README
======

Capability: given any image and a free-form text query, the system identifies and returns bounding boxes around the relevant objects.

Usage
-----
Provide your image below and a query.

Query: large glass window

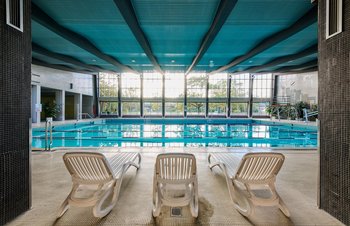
[187,102,205,116]
[99,72,118,97]
[165,102,184,116]
[100,102,118,115]
[252,102,270,116]
[144,102,162,115]
[231,73,250,98]
[143,72,162,98]
[122,102,140,115]
[121,73,141,98]
[208,103,226,115]
[187,73,206,116]
[208,73,227,98]
[165,73,184,98]
[187,73,206,98]
[253,74,272,98]
[231,103,248,116]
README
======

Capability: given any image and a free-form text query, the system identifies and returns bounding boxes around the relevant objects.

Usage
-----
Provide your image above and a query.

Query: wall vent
[6,0,23,32]
[326,0,342,39]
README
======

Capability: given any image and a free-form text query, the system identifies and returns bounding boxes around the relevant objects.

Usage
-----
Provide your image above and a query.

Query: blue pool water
[32,119,317,149]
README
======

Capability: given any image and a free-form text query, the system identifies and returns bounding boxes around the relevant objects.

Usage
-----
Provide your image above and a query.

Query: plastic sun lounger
[208,152,290,217]
[152,153,199,218]
[57,152,141,218]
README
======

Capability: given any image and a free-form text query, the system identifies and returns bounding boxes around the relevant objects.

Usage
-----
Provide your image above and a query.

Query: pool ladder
[45,117,53,151]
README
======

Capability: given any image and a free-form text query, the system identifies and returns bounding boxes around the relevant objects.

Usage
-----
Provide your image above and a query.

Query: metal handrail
[78,113,93,120]
[303,108,318,122]
[45,117,53,151]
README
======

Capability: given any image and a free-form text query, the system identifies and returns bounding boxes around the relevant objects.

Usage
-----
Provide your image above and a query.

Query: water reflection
[32,122,317,148]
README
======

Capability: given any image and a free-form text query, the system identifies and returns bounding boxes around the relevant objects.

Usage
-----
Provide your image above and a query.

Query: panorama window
[231,73,250,98]
[121,73,141,98]
[165,102,184,116]
[144,102,162,116]
[231,103,248,116]
[143,72,162,98]
[187,73,207,98]
[165,73,184,98]
[99,72,118,98]
[253,74,272,99]
[122,102,140,116]
[208,73,227,98]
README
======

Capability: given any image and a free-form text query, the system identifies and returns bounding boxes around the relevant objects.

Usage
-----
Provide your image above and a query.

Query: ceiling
[31,0,318,75]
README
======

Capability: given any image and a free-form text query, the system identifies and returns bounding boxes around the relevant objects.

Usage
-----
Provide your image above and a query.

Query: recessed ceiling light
[248,60,253,63]
[209,60,214,67]
[92,59,96,62]
[131,59,136,63]
[171,60,175,63]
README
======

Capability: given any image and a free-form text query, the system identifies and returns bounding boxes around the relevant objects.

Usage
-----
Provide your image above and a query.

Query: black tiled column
[318,1,350,225]
[0,0,31,224]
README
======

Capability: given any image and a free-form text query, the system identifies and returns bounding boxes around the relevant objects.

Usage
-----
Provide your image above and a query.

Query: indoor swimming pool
[32,119,317,149]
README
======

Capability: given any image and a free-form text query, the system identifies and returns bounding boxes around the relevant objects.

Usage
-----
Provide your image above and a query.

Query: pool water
[32,119,317,149]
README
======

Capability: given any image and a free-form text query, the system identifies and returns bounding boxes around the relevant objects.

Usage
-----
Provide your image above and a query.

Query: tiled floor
[7,148,343,226]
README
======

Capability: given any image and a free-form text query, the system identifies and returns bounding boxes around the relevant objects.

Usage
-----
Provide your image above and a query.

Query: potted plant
[294,101,311,120]
[42,101,60,120]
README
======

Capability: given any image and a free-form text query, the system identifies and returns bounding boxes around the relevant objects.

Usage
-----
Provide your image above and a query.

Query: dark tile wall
[318,1,350,225]
[0,0,31,225]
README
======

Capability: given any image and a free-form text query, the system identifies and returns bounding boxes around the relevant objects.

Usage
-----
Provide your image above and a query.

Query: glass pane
[99,72,118,97]
[99,102,118,115]
[122,102,140,115]
[230,103,247,116]
[253,73,272,98]
[208,73,227,98]
[208,103,226,115]
[231,73,250,98]
[144,102,162,115]
[252,102,269,116]
[143,72,162,98]
[187,73,206,98]
[165,102,184,115]
[187,102,205,115]
[121,73,141,98]
[165,73,184,98]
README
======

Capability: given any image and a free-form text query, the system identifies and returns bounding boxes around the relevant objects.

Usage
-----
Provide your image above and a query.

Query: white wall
[276,71,318,104]
[31,64,94,96]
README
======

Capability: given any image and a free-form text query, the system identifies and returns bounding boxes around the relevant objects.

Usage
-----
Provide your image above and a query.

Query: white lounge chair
[152,153,199,218]
[208,152,290,217]
[57,152,141,218]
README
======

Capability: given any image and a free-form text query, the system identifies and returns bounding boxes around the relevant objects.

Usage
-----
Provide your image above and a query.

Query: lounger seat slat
[153,153,198,218]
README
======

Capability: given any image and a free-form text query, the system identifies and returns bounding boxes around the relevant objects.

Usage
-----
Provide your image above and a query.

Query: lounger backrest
[235,153,284,184]
[63,152,113,183]
[155,153,196,183]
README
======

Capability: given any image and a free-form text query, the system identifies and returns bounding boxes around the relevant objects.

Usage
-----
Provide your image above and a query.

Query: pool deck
[7,147,343,226]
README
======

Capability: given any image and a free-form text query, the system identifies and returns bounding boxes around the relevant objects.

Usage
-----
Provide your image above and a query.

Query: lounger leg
[56,197,69,218]
[56,184,79,218]
[269,183,290,217]
[278,198,290,217]
[93,182,118,218]
[189,181,199,218]
[152,184,162,217]
[232,184,254,217]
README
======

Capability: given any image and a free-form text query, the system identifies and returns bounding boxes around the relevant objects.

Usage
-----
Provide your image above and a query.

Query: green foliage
[43,101,60,118]
[266,104,297,119]
[294,101,311,118]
